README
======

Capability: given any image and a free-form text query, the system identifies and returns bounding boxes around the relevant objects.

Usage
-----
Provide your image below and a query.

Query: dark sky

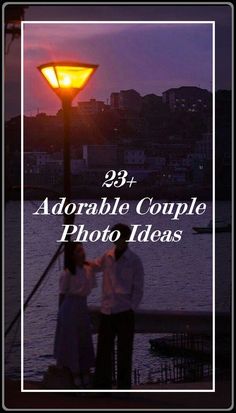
[4,4,232,119]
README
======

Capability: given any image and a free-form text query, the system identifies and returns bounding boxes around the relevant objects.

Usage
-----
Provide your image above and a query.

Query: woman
[54,242,96,388]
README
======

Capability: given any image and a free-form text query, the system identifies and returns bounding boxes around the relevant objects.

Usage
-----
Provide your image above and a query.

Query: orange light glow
[55,66,95,89]
[38,62,98,90]
[41,67,59,88]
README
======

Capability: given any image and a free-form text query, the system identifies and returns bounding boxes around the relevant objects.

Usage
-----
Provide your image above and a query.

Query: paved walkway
[3,379,232,410]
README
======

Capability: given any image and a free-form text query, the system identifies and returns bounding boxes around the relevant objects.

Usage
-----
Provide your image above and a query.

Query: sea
[4,200,231,384]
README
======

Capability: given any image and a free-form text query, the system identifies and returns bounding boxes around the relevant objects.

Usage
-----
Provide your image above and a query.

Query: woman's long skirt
[53,295,95,375]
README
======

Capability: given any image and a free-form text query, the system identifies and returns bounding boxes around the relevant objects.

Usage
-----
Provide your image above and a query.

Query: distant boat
[193,220,231,234]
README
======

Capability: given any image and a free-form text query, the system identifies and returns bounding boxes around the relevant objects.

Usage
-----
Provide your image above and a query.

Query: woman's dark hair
[65,242,83,275]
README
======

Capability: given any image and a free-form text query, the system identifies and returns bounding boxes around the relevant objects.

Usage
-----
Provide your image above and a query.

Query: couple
[54,223,144,390]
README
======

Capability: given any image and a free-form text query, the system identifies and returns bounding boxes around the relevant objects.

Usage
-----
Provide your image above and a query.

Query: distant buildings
[7,84,218,194]
[141,94,164,111]
[77,98,109,115]
[119,89,142,112]
[24,151,63,175]
[123,148,145,167]
[162,86,211,112]
[71,159,87,174]
[83,144,118,168]
[110,92,120,109]
[5,84,232,201]
[22,131,213,190]
[25,151,51,174]
[110,89,142,112]
[194,133,212,161]
[147,143,192,159]
[83,145,145,170]
[146,155,166,171]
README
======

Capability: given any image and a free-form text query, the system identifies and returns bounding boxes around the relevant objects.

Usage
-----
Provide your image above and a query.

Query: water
[5,200,231,382]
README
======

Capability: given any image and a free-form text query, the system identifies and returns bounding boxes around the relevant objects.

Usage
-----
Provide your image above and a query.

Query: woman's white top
[59,265,96,297]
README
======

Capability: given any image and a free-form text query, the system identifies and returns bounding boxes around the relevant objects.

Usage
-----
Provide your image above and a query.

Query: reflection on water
[5,200,231,381]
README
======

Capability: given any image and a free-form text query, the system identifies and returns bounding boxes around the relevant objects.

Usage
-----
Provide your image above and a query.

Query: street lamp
[38,61,98,266]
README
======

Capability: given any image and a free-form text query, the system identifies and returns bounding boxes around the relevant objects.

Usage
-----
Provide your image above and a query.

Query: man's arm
[131,257,144,311]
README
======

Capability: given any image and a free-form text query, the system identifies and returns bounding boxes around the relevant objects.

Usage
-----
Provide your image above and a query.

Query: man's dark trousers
[93,309,135,389]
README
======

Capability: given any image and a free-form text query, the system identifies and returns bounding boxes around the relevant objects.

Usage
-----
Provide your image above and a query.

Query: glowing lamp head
[38,61,98,102]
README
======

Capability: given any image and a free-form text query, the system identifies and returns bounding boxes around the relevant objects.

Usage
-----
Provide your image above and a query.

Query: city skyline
[21,84,211,118]
[4,4,232,120]
[23,22,212,116]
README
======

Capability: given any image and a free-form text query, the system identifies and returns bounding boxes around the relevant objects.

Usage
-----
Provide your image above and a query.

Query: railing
[89,307,230,385]
[89,306,230,335]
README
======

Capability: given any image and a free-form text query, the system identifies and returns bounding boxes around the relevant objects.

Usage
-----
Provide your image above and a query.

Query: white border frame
[21,20,215,393]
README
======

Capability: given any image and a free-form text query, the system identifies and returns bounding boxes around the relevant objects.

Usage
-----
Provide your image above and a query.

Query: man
[93,223,144,390]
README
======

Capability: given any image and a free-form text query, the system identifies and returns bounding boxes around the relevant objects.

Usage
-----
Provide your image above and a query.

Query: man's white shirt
[92,247,144,314]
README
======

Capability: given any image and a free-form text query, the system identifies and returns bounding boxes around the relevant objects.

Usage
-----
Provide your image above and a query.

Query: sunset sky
[4,4,232,119]
[23,22,213,115]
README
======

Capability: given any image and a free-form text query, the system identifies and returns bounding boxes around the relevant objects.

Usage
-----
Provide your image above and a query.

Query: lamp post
[38,61,98,266]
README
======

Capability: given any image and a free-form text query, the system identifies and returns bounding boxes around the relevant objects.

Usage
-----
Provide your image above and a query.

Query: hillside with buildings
[5,87,231,200]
